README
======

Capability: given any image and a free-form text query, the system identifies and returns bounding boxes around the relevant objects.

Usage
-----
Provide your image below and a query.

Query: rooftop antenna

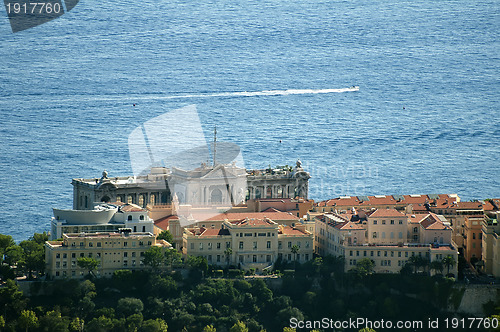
[213,126,217,167]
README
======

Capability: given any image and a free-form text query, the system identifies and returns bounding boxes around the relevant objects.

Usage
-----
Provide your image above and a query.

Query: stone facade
[45,231,171,279]
[72,163,310,210]
[182,218,313,270]
[314,209,459,276]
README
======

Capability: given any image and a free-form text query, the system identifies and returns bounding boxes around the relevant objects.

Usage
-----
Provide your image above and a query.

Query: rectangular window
[89,242,93,247]
[226,242,231,248]
[217,255,220,262]
[267,241,271,249]
[382,220,386,225]
[191,243,194,249]
[399,220,403,225]
[132,252,136,257]
[199,243,203,250]
[239,242,244,249]
[72,253,76,258]
[56,253,60,259]
[124,252,128,257]
[288,242,292,248]
[80,242,84,247]
[208,243,213,250]
[97,242,101,247]
[373,220,377,225]
[390,220,394,225]
[253,241,257,249]
[217,242,221,249]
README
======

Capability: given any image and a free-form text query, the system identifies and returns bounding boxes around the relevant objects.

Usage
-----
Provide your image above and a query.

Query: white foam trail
[131,87,359,101]
[0,87,359,104]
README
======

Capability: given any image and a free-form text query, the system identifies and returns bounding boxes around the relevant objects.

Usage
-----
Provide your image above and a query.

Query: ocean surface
[0,0,498,242]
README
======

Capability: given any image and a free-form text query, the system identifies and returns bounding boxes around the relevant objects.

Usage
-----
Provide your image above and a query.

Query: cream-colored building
[45,230,171,279]
[314,209,458,277]
[481,212,500,277]
[182,218,313,270]
[170,210,300,249]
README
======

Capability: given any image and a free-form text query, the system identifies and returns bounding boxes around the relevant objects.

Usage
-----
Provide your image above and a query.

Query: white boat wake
[130,86,359,101]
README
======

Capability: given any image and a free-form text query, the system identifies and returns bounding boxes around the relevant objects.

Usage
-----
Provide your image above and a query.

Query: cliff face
[453,284,500,316]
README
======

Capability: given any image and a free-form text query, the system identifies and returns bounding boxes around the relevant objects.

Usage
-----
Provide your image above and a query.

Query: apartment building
[182,218,313,270]
[45,230,171,279]
[314,209,458,276]
[481,212,500,277]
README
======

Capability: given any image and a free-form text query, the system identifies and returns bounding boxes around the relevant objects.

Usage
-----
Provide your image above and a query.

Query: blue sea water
[0,0,498,242]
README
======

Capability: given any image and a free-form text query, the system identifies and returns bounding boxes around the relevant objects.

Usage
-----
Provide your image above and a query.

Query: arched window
[139,215,145,221]
[255,188,261,199]
[138,195,144,207]
[127,215,132,221]
[210,189,222,203]
[266,186,272,198]
[277,186,283,197]
[150,194,155,205]
[127,195,133,204]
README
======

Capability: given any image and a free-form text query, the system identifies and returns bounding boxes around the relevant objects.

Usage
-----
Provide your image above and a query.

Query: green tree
[291,245,300,269]
[442,255,456,275]
[19,310,38,332]
[0,315,5,329]
[86,316,114,332]
[19,240,45,279]
[4,244,23,266]
[224,248,233,268]
[140,318,168,332]
[230,320,248,332]
[0,234,15,256]
[354,258,374,278]
[430,260,444,275]
[77,257,99,277]
[38,310,70,332]
[144,246,165,271]
[157,230,173,244]
[203,324,216,332]
[69,317,84,332]
[117,297,144,317]
[164,248,182,271]
[30,232,49,245]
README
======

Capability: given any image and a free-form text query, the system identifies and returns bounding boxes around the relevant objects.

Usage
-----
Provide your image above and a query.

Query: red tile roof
[207,211,298,222]
[368,208,406,218]
[120,203,146,212]
[198,228,230,237]
[154,215,179,231]
[279,225,309,236]
[335,221,365,231]
[420,213,450,230]
[231,218,275,227]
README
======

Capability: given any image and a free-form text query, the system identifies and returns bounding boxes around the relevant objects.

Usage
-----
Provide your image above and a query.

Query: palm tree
[442,255,456,276]
[224,247,233,269]
[408,255,419,273]
[291,245,300,269]
[430,260,444,275]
